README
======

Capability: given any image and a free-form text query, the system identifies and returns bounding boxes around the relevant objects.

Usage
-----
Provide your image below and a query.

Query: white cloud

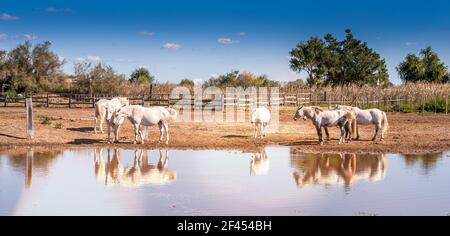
[0,34,8,40]
[217,38,240,45]
[58,56,65,62]
[139,31,155,37]
[0,13,20,21]
[405,42,418,46]
[162,43,181,50]
[76,55,102,62]
[24,34,38,41]
[238,32,247,36]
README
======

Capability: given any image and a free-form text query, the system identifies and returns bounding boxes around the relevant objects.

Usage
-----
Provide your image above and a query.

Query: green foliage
[204,70,278,88]
[130,67,154,84]
[179,78,195,86]
[397,47,449,83]
[1,41,66,93]
[289,29,389,87]
[73,62,126,95]
[39,115,56,125]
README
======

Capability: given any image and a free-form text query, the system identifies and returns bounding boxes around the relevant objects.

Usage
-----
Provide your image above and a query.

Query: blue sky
[1,0,450,84]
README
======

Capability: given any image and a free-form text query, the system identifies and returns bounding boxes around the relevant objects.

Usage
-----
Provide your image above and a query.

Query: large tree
[2,41,65,93]
[290,29,390,86]
[129,67,154,84]
[289,37,328,86]
[74,62,126,95]
[397,47,449,83]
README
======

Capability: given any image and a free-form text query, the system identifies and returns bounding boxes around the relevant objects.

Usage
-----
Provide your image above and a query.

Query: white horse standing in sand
[293,106,356,145]
[335,105,389,141]
[112,105,178,144]
[250,107,271,138]
[94,97,129,142]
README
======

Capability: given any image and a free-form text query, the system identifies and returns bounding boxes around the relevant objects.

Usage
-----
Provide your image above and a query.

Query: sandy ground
[0,107,449,153]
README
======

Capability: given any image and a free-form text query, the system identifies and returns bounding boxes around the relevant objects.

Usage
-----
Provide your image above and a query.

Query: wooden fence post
[92,95,95,108]
[46,93,49,107]
[4,94,7,107]
[69,95,72,108]
[26,97,34,139]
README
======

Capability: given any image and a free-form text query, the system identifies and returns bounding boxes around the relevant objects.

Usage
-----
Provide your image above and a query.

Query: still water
[0,147,449,216]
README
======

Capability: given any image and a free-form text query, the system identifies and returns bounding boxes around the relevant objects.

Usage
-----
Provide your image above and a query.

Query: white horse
[293,106,356,145]
[94,97,129,142]
[112,105,178,144]
[335,105,389,141]
[250,107,271,138]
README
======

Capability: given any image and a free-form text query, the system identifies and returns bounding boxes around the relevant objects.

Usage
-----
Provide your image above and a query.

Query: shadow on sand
[68,138,104,144]
[67,127,95,133]
[0,132,27,140]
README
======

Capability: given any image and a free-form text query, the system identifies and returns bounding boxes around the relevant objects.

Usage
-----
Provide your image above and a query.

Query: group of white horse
[93,97,388,145]
[94,97,177,144]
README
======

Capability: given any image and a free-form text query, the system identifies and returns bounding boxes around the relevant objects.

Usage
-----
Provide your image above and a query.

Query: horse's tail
[344,111,357,137]
[167,107,178,121]
[381,111,389,135]
[351,117,357,138]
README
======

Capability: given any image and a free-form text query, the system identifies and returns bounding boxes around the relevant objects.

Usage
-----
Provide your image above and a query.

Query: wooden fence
[1,92,448,113]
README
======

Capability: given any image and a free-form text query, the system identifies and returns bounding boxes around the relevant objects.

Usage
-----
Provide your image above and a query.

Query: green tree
[204,70,239,87]
[236,71,256,88]
[74,62,126,95]
[130,67,154,84]
[290,30,389,87]
[289,37,328,86]
[397,47,449,83]
[2,41,66,94]
[180,78,194,86]
[397,54,423,82]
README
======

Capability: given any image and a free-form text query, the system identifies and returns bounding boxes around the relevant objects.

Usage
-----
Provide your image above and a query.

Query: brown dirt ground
[0,107,449,154]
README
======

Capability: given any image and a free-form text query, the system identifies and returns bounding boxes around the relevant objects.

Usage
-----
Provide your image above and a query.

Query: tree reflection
[401,153,443,175]
[0,148,62,188]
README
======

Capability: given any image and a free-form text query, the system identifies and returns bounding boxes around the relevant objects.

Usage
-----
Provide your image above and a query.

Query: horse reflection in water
[290,149,387,189]
[94,148,177,187]
[250,149,270,176]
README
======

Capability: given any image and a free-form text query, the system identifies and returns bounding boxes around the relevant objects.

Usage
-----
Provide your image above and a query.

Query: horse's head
[111,107,126,127]
[293,105,307,121]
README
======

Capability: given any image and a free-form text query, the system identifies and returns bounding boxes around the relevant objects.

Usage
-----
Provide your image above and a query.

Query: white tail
[381,112,389,135]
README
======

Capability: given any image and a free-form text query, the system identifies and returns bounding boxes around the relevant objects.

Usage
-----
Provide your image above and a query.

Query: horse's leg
[259,123,264,139]
[138,126,145,144]
[355,123,360,140]
[324,127,330,142]
[372,125,380,141]
[94,117,97,133]
[163,121,170,144]
[114,124,120,143]
[315,126,323,145]
[338,125,346,144]
[133,123,140,144]
[158,121,164,144]
[107,122,111,143]
[263,122,267,137]
[99,117,104,134]
[380,121,385,141]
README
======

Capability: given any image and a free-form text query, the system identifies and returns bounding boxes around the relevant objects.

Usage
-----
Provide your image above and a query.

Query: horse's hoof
[133,141,137,144]
[318,142,323,145]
